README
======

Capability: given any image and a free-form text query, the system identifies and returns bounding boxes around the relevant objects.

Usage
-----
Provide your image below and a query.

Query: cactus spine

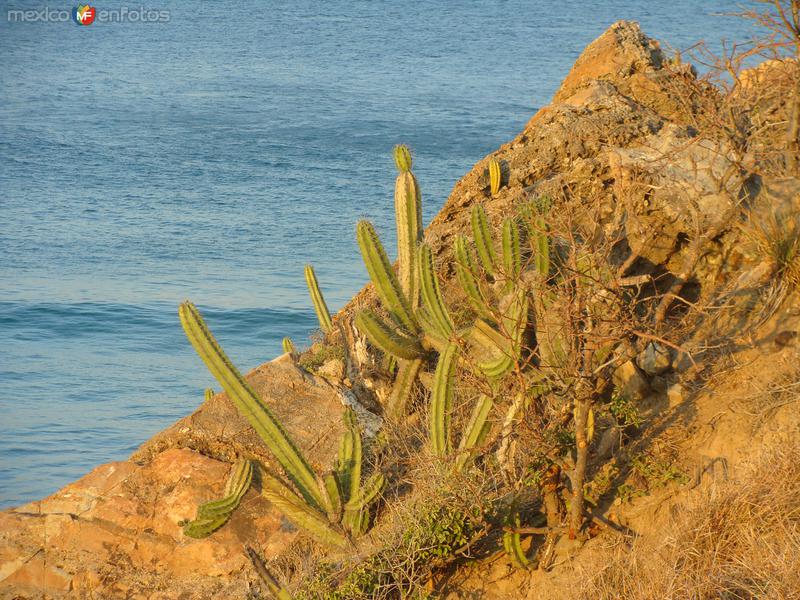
[304,265,333,334]
[394,145,423,311]
[179,301,323,509]
[430,343,459,456]
[489,158,502,197]
[183,459,253,538]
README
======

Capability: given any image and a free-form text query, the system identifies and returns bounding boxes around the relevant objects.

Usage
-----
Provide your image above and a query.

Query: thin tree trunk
[569,397,590,537]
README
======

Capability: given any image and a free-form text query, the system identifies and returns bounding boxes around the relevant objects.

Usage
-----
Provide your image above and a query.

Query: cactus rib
[304,265,333,333]
[179,301,323,509]
[354,310,425,360]
[356,220,419,333]
[430,343,460,456]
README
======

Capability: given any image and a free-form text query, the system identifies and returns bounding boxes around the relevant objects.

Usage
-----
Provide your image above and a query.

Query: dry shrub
[573,440,800,599]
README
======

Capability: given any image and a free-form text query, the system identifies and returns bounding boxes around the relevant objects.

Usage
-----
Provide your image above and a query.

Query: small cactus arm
[178,301,323,510]
[430,342,460,456]
[337,408,362,504]
[393,144,423,310]
[354,310,425,360]
[471,204,497,276]
[489,158,502,197]
[259,466,349,548]
[503,513,531,570]
[356,220,419,334]
[282,337,296,356]
[245,546,294,600]
[204,388,214,403]
[454,394,494,472]
[317,470,343,523]
[183,458,253,538]
[304,265,333,334]
[417,243,454,341]
[343,471,385,537]
[386,358,422,419]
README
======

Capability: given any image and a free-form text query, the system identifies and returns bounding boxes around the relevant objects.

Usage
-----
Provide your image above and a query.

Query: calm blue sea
[0,1,758,507]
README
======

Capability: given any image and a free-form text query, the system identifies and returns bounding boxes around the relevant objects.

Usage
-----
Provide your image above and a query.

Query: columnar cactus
[183,458,253,538]
[204,388,214,403]
[394,144,423,310]
[502,512,531,570]
[179,303,384,546]
[304,264,333,334]
[282,336,296,356]
[489,158,502,197]
[471,204,497,277]
[430,343,459,456]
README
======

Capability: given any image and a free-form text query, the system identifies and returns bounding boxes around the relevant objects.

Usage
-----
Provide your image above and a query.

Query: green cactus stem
[454,235,492,319]
[471,204,497,276]
[343,471,385,537]
[501,218,521,283]
[454,394,493,472]
[387,358,422,419]
[489,158,502,197]
[533,216,550,277]
[260,466,349,549]
[183,459,253,538]
[204,388,214,403]
[418,243,454,341]
[179,301,323,510]
[356,220,419,334]
[337,408,362,504]
[394,144,423,310]
[503,513,531,570]
[393,144,412,173]
[430,343,460,456]
[317,470,343,523]
[304,265,333,334]
[282,337,296,356]
[354,310,425,360]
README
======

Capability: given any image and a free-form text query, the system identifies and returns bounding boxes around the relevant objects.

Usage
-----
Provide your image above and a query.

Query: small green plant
[608,392,642,428]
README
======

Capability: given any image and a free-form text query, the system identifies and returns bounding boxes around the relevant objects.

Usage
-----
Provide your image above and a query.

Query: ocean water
[0,1,758,508]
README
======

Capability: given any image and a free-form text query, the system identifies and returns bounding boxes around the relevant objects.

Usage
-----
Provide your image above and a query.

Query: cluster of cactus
[502,511,531,570]
[352,145,538,465]
[179,301,383,547]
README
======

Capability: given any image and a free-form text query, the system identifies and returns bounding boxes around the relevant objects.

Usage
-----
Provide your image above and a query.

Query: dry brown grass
[571,439,800,600]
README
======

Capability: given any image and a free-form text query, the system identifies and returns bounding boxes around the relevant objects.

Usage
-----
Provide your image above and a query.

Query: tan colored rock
[613,360,650,402]
[1,354,379,599]
[317,357,345,382]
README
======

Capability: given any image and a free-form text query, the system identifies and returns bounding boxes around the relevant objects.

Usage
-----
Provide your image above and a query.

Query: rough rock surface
[2,19,797,599]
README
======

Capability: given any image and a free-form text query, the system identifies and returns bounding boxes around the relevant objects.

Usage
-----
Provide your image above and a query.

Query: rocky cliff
[2,20,798,600]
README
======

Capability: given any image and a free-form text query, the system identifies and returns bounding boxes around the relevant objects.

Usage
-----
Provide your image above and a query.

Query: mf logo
[73,5,96,25]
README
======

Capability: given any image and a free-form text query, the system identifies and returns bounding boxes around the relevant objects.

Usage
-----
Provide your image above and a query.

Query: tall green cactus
[454,234,492,319]
[179,301,324,509]
[304,265,333,334]
[394,144,423,311]
[354,310,425,360]
[502,218,521,283]
[183,458,253,538]
[489,158,502,197]
[282,336,296,356]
